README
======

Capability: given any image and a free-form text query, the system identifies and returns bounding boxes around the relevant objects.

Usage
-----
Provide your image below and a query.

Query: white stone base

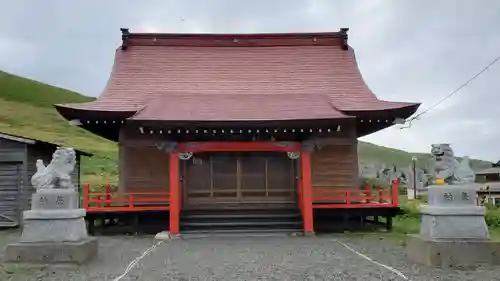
[420,205,489,241]
[20,209,89,243]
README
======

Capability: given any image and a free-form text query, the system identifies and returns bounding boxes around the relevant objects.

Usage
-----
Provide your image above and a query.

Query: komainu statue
[430,143,475,184]
[31,147,76,190]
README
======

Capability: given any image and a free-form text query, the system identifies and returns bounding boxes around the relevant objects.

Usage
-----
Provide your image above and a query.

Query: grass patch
[0,70,93,107]
[0,73,117,186]
[0,228,18,249]
[392,197,500,242]
[0,98,118,186]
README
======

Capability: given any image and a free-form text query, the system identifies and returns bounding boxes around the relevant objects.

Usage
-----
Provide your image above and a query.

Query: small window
[494,198,500,205]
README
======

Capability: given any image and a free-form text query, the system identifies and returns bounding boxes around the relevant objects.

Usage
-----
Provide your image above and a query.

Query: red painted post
[300,151,314,235]
[346,191,351,205]
[365,183,371,203]
[169,152,181,235]
[129,194,134,209]
[392,179,399,206]
[106,184,111,207]
[83,183,89,210]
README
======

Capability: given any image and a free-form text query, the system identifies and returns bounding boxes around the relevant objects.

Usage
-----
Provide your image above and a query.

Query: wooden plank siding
[0,138,25,162]
[0,162,23,226]
[310,141,359,189]
[310,122,359,191]
[119,126,170,194]
[0,138,25,227]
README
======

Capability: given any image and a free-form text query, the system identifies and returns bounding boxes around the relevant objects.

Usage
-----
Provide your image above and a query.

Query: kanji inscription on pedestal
[443,192,453,201]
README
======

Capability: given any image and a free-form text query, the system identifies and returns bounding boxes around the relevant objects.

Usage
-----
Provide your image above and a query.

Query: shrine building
[55,28,420,235]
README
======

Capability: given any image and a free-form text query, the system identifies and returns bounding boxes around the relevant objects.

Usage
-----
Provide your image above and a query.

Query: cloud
[0,0,499,161]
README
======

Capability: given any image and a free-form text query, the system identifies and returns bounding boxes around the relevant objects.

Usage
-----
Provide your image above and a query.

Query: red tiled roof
[57,31,419,121]
[130,94,349,121]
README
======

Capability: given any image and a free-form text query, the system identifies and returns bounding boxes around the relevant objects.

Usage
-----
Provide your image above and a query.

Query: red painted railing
[312,180,399,209]
[83,184,170,212]
[82,179,399,212]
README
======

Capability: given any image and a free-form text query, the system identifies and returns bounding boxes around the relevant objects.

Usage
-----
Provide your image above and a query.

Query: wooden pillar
[169,152,180,235]
[83,183,90,210]
[386,215,393,231]
[391,179,399,207]
[301,151,314,234]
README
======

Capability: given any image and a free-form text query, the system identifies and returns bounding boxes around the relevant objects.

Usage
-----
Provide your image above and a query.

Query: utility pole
[412,156,417,199]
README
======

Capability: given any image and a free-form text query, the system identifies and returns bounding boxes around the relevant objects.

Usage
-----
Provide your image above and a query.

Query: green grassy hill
[0,71,117,186]
[358,142,491,171]
[0,70,492,187]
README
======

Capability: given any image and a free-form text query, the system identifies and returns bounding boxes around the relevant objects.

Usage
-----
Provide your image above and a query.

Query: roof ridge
[119,28,349,49]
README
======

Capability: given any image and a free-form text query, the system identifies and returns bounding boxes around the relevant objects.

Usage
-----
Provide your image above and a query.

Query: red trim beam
[178,141,301,153]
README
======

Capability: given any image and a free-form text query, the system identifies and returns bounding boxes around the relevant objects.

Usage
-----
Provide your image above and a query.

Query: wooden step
[181,220,302,227]
[180,212,300,220]
[181,228,303,237]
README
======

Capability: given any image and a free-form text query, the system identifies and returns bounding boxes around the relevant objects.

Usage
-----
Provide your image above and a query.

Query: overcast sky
[1,0,499,162]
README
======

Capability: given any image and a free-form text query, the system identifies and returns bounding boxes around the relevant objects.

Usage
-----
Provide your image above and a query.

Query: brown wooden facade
[117,123,359,201]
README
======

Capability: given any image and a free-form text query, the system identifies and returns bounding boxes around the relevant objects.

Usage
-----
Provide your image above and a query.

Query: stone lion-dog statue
[31,147,76,190]
[430,143,475,185]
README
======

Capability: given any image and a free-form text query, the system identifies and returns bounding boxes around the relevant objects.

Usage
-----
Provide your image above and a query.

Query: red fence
[82,180,398,212]
[312,180,399,209]
[83,184,170,212]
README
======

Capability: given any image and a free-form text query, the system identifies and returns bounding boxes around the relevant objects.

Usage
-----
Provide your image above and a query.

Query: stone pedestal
[406,234,500,269]
[19,209,89,243]
[420,185,489,240]
[3,189,97,265]
[406,184,500,268]
[31,189,79,210]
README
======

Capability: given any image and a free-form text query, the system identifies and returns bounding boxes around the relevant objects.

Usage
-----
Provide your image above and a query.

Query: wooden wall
[310,123,359,190]
[117,122,360,194]
[0,138,25,227]
[119,126,170,193]
[311,141,359,189]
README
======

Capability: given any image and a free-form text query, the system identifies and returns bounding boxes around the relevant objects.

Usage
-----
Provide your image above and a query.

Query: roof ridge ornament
[340,28,349,50]
[120,28,130,50]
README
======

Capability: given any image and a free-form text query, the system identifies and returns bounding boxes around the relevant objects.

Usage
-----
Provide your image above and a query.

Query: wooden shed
[0,132,91,227]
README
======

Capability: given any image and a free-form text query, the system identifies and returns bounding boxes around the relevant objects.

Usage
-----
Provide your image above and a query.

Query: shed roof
[477,167,500,175]
[0,132,92,157]
[55,29,420,123]
[478,182,500,192]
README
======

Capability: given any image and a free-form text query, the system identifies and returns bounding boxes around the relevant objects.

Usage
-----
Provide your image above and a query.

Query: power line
[403,54,500,128]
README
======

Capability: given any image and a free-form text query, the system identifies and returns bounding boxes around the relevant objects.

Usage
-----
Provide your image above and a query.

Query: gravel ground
[1,231,500,280]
